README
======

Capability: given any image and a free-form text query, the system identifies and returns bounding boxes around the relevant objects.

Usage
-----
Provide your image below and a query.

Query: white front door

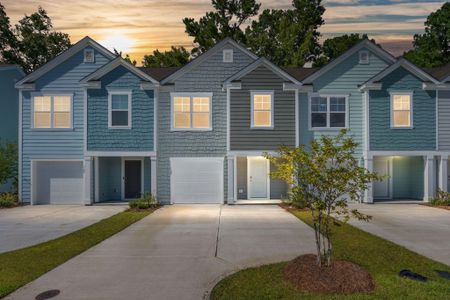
[248,157,269,199]
[373,157,391,199]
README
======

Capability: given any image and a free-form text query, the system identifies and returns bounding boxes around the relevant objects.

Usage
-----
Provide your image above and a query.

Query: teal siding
[299,47,390,156]
[369,67,436,150]
[392,156,423,199]
[87,66,154,151]
[21,47,112,202]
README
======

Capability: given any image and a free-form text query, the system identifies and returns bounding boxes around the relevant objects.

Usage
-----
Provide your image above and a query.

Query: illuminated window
[391,93,412,128]
[251,91,273,128]
[171,93,212,130]
[33,95,71,129]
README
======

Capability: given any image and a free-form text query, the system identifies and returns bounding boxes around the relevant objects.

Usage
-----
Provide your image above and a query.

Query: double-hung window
[251,91,273,128]
[310,95,347,129]
[33,95,72,129]
[109,91,131,129]
[391,92,412,128]
[171,93,212,130]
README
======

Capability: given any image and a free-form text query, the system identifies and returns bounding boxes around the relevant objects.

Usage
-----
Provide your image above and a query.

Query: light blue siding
[369,67,436,150]
[21,47,112,202]
[87,66,154,151]
[299,47,390,156]
[392,156,424,199]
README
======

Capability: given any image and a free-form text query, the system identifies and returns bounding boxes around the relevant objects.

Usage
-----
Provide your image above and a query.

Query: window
[171,93,212,130]
[359,50,369,64]
[223,49,233,63]
[310,95,347,129]
[109,91,131,128]
[84,49,95,63]
[33,95,72,129]
[251,91,273,128]
[391,93,412,128]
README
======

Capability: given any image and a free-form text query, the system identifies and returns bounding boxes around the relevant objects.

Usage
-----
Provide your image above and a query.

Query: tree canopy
[142,46,190,67]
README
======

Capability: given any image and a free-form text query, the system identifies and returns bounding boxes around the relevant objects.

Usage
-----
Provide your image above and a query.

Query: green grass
[211,208,450,300]
[0,209,155,298]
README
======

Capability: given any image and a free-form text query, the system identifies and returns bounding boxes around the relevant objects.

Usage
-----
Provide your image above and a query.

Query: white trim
[121,157,144,200]
[223,49,233,63]
[83,156,93,205]
[83,88,88,153]
[31,94,74,130]
[422,83,450,90]
[363,91,370,152]
[390,91,413,129]
[233,155,237,203]
[170,92,213,131]
[154,88,158,152]
[295,89,299,146]
[150,156,157,196]
[228,150,278,156]
[226,87,231,151]
[250,90,274,129]
[85,151,156,157]
[369,151,438,156]
[108,90,132,129]
[247,156,271,200]
[18,90,23,202]
[83,49,95,63]
[308,93,349,130]
[94,157,99,203]
[359,50,369,64]
[436,90,439,150]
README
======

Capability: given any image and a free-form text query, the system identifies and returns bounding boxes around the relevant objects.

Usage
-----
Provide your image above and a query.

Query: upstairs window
[108,91,131,129]
[171,93,212,130]
[33,95,72,129]
[310,95,347,129]
[223,49,233,63]
[84,49,95,63]
[391,93,412,128]
[251,91,273,128]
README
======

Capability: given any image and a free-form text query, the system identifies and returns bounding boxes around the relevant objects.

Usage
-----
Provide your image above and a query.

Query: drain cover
[35,289,60,300]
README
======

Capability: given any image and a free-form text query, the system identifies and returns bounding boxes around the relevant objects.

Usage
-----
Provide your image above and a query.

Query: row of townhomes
[9,36,450,205]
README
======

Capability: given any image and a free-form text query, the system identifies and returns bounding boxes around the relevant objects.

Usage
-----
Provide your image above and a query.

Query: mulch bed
[284,254,375,295]
[420,204,450,211]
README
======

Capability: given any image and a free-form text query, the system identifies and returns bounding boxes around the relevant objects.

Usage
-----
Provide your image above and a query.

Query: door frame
[121,157,144,200]
[247,156,270,199]
[373,156,393,200]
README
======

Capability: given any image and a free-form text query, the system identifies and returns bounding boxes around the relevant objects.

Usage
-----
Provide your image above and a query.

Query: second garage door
[170,157,224,204]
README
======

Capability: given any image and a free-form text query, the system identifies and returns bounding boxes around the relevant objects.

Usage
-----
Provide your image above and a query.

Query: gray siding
[438,90,450,150]
[157,42,255,203]
[230,65,296,150]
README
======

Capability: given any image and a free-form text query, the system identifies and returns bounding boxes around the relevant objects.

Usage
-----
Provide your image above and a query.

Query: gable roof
[283,67,320,82]
[224,58,302,85]
[80,57,158,84]
[302,39,397,84]
[138,67,180,81]
[161,37,258,84]
[425,63,450,82]
[16,36,116,88]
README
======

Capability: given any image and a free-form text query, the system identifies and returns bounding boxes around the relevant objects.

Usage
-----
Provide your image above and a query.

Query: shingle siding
[369,67,436,151]
[438,90,450,150]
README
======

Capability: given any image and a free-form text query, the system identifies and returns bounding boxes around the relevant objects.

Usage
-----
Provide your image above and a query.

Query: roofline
[15,36,116,88]
[161,37,259,84]
[302,39,397,84]
[224,57,302,85]
[80,57,159,84]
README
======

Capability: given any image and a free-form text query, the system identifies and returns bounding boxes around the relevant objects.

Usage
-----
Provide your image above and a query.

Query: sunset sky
[3,0,446,64]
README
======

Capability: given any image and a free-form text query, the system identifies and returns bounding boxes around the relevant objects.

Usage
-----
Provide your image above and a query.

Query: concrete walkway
[6,205,316,300]
[348,203,450,266]
[0,205,125,253]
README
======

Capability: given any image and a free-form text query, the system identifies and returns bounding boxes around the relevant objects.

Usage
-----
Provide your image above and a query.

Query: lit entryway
[373,157,391,199]
[247,156,270,199]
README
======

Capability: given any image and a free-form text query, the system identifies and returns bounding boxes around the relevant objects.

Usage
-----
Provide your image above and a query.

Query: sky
[2,0,446,64]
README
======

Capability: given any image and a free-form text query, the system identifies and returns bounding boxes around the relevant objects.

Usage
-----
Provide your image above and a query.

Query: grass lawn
[0,209,155,298]
[211,207,450,300]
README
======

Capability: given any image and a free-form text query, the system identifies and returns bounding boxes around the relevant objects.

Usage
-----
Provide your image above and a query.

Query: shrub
[128,192,157,210]
[0,192,19,208]
[431,189,450,206]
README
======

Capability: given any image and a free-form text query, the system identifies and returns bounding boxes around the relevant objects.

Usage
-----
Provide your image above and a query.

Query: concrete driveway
[6,205,316,300]
[348,203,450,266]
[0,205,125,253]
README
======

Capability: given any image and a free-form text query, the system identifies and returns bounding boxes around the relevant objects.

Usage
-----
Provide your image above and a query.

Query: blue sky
[3,0,446,63]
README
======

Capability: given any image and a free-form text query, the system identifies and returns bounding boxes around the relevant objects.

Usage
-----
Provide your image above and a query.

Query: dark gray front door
[125,160,142,199]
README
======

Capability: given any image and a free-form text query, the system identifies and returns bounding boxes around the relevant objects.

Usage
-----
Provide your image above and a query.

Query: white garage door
[33,161,84,204]
[171,157,224,204]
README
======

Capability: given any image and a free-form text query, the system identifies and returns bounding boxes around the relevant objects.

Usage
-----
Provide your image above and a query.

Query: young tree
[265,130,382,267]
[0,141,18,193]
[142,46,190,67]
[404,2,450,68]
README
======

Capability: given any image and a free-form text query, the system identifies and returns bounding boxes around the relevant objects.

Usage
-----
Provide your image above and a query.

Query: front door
[124,160,142,199]
[248,157,269,199]
[373,157,391,199]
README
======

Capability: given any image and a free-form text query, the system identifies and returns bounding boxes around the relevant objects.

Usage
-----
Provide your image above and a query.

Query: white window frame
[84,49,95,63]
[170,92,213,131]
[390,91,413,129]
[108,90,132,129]
[359,50,369,64]
[308,94,349,130]
[250,90,274,129]
[31,94,73,130]
[223,49,233,63]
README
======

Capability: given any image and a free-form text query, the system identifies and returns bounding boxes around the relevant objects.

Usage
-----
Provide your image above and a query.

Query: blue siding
[87,66,154,151]
[369,67,436,150]
[299,47,390,156]
[21,47,112,202]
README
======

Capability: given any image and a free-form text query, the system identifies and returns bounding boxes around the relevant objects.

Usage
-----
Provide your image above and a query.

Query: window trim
[359,50,369,64]
[31,93,73,130]
[250,90,274,129]
[223,49,233,63]
[170,92,213,131]
[308,94,349,130]
[108,90,132,129]
[390,91,413,129]
[84,49,95,63]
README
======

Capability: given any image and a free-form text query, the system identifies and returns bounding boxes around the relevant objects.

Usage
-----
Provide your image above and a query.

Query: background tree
[114,49,137,66]
[0,141,18,193]
[0,4,71,73]
[142,46,190,67]
[404,2,450,68]
[183,0,260,55]
[314,33,371,67]
[266,130,381,267]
